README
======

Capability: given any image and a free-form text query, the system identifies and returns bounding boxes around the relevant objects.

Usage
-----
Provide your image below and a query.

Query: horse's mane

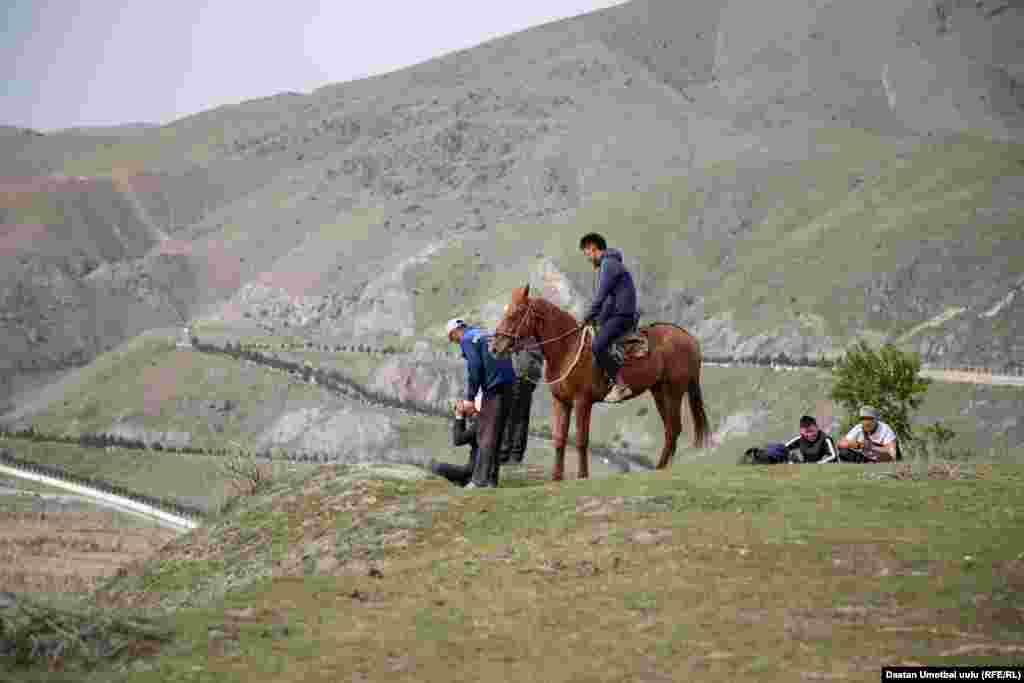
[529,295,578,327]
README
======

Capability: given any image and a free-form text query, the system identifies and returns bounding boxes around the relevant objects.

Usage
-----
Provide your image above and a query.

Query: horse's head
[491,284,535,358]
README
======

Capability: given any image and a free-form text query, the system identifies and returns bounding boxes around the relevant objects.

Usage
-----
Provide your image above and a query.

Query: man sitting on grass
[836,405,899,462]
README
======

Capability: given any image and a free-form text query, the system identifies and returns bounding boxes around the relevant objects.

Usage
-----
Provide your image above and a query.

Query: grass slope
[42,461,1024,681]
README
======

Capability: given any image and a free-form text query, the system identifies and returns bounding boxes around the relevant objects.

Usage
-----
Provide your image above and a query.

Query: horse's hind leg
[650,383,682,470]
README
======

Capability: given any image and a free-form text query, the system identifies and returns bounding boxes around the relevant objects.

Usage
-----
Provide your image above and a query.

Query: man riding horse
[580,232,639,403]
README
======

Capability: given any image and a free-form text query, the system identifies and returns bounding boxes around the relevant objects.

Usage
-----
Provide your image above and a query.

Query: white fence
[0,462,198,533]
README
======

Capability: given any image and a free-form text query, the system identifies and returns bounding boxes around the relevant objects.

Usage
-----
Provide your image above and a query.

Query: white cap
[445,318,467,336]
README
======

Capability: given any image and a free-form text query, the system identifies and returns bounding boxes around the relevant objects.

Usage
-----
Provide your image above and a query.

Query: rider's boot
[603,368,634,403]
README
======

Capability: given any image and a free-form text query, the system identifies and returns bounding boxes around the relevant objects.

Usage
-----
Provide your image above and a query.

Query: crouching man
[430,393,483,487]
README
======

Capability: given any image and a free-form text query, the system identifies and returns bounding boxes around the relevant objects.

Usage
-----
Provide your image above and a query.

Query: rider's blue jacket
[585,248,637,323]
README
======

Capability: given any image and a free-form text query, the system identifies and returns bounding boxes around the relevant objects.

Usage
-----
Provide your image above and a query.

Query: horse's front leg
[574,398,593,479]
[551,399,572,482]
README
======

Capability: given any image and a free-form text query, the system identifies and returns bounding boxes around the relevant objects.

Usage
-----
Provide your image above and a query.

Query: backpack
[741,443,790,465]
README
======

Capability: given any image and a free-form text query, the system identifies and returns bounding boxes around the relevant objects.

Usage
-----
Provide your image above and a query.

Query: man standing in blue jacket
[580,232,639,403]
[446,317,519,488]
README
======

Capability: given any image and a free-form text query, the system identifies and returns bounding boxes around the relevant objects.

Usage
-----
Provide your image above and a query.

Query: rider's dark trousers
[499,379,535,463]
[472,382,515,487]
[592,315,636,382]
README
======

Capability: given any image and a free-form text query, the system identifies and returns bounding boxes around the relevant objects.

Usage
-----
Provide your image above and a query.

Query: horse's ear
[503,303,510,315]
[523,283,530,298]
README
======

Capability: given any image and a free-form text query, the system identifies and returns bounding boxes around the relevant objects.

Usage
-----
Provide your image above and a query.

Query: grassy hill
[6,460,1022,680]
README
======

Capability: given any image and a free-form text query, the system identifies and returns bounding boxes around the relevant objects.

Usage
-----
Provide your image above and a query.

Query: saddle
[594,326,653,399]
[609,328,651,365]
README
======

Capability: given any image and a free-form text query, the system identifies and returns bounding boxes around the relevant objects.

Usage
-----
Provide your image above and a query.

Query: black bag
[741,444,789,465]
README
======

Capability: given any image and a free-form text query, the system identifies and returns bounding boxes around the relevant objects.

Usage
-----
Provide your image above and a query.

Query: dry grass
[861,460,994,481]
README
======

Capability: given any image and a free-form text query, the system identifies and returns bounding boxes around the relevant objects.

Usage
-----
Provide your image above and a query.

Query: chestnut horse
[491,285,710,480]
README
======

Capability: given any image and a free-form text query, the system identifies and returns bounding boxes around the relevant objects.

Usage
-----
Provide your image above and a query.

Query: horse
[491,284,710,481]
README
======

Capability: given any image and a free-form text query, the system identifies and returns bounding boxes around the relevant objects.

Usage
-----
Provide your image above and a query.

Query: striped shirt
[784,433,839,463]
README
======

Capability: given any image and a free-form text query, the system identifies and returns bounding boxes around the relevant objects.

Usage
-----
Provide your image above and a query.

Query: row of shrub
[702,354,836,368]
[207,338,408,355]
[0,425,356,465]
[205,337,1024,375]
[201,335,837,368]
[0,448,205,521]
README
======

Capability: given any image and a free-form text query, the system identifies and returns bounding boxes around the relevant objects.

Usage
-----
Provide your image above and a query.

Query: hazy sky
[1,1,628,132]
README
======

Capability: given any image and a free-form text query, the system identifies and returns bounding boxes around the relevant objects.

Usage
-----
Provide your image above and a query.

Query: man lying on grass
[784,415,839,463]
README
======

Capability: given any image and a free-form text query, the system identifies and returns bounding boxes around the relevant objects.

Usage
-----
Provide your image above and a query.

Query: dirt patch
[575,495,678,519]
[628,528,675,545]
[0,509,176,595]
[827,543,899,577]
[576,496,626,517]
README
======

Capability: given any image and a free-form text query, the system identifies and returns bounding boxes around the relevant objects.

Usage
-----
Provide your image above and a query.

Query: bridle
[492,298,591,387]
[493,299,582,351]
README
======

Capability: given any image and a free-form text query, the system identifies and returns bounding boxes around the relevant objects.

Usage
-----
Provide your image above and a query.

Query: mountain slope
[1,0,1023,411]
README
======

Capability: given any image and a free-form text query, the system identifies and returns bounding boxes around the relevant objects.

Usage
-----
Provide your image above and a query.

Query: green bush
[907,421,957,460]
[829,341,932,445]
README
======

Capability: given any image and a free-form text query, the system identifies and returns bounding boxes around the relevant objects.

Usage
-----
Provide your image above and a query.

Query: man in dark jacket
[580,232,639,403]
[499,338,544,464]
[447,318,518,488]
[784,416,840,463]
[430,394,482,487]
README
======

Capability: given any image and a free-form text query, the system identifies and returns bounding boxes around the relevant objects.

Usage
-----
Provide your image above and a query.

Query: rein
[525,325,592,387]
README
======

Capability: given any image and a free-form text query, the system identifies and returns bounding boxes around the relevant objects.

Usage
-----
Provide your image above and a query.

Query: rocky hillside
[2,0,1023,410]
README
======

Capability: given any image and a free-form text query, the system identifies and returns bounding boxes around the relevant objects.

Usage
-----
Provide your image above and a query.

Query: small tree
[829,341,932,445]
[219,441,273,504]
[911,421,957,460]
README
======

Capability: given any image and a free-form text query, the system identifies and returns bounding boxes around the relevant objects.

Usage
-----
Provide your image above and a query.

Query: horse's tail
[649,321,709,448]
[687,377,710,449]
